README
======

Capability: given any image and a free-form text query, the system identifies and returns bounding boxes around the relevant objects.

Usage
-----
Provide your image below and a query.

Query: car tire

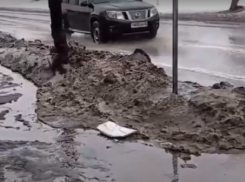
[91,21,108,44]
[147,29,157,39]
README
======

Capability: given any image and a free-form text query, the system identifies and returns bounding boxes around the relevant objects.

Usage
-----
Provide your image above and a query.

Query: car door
[66,0,80,30]
[76,0,92,32]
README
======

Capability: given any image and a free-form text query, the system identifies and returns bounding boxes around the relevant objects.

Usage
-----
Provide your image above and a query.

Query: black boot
[51,31,69,74]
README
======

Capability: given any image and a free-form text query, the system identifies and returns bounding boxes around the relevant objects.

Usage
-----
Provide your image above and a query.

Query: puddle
[0,65,59,142]
[52,129,245,182]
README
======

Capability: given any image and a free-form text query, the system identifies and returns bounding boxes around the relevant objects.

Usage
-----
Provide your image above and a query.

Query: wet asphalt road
[1,8,245,86]
[1,4,245,182]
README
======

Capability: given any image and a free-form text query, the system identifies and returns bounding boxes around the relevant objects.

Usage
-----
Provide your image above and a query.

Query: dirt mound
[1,32,245,155]
[188,87,245,151]
[37,48,172,130]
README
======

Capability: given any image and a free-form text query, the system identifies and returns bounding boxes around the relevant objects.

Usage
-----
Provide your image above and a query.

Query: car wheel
[92,21,108,44]
[148,29,157,39]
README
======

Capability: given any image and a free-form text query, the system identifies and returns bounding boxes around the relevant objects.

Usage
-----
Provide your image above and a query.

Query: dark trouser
[48,0,68,70]
[48,0,63,39]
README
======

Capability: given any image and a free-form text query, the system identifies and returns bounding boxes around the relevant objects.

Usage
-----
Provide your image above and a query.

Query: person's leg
[48,0,63,39]
[48,0,68,73]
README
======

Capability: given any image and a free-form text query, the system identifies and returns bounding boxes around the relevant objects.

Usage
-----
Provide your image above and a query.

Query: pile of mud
[37,48,174,130]
[1,32,245,155]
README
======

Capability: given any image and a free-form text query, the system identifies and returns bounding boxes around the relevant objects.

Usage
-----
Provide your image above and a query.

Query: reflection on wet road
[2,9,245,86]
[1,7,245,182]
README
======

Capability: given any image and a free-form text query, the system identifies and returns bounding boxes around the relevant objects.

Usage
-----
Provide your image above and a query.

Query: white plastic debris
[97,121,137,138]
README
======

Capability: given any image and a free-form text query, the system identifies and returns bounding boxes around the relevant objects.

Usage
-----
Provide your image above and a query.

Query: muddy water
[2,123,245,182]
[71,133,245,182]
[0,65,58,142]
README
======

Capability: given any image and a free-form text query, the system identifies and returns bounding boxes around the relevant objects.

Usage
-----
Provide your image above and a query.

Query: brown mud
[1,32,245,155]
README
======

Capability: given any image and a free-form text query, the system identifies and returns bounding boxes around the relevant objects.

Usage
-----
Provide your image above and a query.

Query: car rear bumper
[102,15,159,35]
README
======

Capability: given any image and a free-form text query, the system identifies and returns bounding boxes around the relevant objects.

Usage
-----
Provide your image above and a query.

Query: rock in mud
[212,81,233,89]
[1,32,245,155]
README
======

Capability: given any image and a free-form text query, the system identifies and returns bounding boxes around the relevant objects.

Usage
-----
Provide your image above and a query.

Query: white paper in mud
[97,121,137,138]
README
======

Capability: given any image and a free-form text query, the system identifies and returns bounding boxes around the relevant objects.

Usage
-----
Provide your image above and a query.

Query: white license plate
[131,22,148,28]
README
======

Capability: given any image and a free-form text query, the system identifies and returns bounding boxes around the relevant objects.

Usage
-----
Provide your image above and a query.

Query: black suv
[62,0,159,43]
